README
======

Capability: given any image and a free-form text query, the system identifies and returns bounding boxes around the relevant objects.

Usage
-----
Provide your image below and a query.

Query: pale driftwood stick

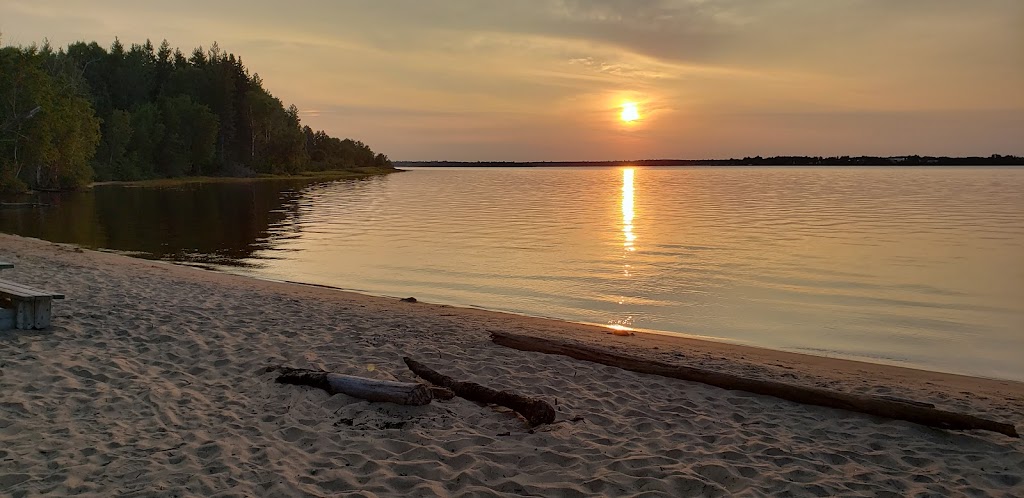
[402,357,556,426]
[491,332,1019,438]
[272,367,437,406]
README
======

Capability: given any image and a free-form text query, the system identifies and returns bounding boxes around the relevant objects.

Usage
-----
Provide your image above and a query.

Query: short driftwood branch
[490,332,1019,438]
[272,366,440,406]
[403,357,556,426]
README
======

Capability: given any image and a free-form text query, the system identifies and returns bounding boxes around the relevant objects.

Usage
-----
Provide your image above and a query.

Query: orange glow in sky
[2,1,1021,160]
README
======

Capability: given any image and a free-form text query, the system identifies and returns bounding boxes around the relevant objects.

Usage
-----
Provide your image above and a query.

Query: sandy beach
[1,233,1022,497]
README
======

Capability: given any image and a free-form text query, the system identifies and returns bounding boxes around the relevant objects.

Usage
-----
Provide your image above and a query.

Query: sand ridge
[1,233,1022,496]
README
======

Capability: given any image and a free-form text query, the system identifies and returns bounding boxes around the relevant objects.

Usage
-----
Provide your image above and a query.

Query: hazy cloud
[2,0,1021,159]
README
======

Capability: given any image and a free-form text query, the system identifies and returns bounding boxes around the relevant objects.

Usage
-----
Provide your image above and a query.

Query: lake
[2,167,1022,380]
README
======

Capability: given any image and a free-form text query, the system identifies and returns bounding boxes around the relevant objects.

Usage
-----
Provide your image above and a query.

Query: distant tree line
[1,38,392,192]
[397,155,1022,168]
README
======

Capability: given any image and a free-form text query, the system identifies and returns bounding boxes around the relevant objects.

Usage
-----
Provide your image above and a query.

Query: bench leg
[0,307,12,330]
[33,297,52,329]
[14,297,52,329]
[14,299,29,328]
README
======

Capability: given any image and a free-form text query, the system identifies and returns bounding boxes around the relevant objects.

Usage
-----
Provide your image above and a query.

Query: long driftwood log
[491,332,1019,438]
[273,367,438,406]
[403,357,556,426]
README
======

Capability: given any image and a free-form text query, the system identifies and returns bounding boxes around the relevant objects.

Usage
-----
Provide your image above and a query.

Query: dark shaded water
[2,167,1022,380]
[0,178,336,266]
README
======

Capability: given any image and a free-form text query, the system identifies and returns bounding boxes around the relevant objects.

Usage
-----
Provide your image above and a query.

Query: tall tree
[94,108,132,180]
[0,46,100,191]
[154,39,172,98]
[126,102,164,178]
[157,95,218,177]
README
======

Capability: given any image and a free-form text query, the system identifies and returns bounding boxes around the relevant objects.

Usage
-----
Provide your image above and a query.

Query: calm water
[2,167,1023,380]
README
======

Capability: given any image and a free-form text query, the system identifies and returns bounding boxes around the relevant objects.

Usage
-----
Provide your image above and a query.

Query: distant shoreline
[396,155,1023,168]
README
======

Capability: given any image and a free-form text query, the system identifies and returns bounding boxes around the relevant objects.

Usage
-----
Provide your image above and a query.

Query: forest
[0,38,393,192]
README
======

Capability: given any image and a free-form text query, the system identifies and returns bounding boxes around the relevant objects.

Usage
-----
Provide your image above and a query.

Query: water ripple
[245,167,1024,380]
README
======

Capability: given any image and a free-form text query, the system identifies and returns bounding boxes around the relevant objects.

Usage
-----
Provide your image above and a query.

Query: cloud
[2,0,1022,159]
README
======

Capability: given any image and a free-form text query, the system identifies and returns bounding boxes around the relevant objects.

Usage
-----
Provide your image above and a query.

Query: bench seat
[0,279,65,330]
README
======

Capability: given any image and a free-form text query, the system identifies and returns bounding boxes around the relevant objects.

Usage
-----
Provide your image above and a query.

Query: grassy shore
[88,167,400,188]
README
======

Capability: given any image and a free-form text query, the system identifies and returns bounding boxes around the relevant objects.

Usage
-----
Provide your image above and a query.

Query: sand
[1,232,1022,497]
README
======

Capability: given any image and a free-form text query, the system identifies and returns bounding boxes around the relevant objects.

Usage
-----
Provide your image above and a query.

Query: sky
[2,0,1022,161]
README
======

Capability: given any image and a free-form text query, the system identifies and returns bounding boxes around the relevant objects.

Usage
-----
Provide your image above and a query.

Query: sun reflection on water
[609,167,637,333]
[622,168,635,252]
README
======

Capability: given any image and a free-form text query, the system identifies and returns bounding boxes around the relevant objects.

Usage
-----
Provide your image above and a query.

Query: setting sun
[620,102,639,122]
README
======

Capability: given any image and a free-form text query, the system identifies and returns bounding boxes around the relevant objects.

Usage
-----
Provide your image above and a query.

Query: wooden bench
[0,279,65,330]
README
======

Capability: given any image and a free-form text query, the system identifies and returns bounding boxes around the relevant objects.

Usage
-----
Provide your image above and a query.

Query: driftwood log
[403,357,556,426]
[491,332,1019,438]
[273,367,446,406]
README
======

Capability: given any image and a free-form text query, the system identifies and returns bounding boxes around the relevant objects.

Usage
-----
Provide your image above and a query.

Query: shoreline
[5,230,1024,410]
[275,275,1018,385]
[3,168,401,195]
[14,245,1016,385]
[2,232,1022,495]
[85,167,400,189]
